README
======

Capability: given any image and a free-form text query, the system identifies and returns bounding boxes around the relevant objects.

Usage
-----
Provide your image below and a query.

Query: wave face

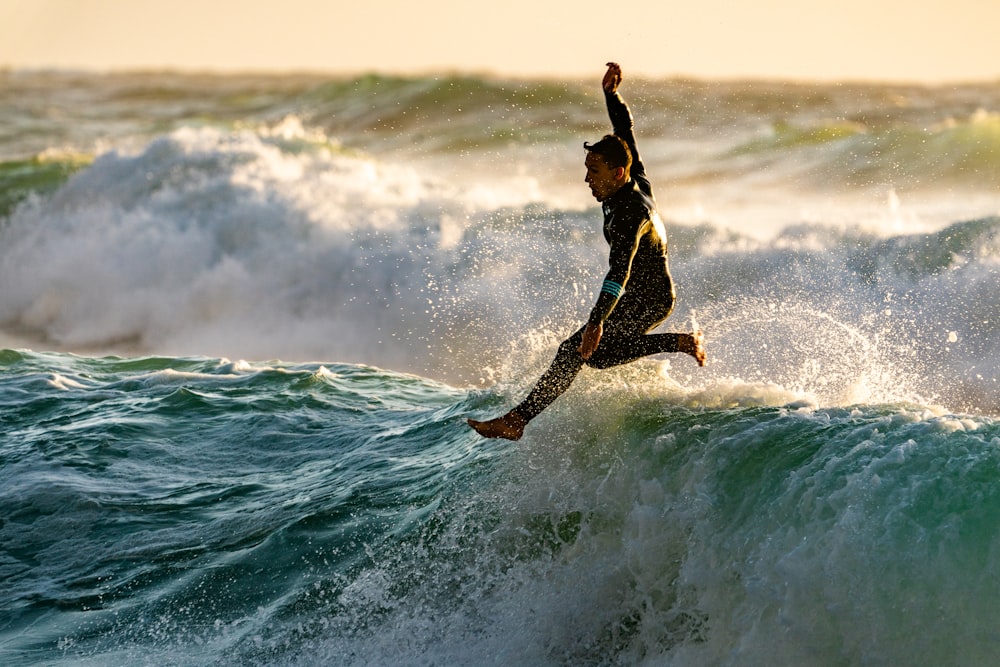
[1,351,999,666]
[1,70,999,664]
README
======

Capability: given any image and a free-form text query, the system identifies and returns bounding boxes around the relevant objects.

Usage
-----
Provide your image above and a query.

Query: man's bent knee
[584,350,622,369]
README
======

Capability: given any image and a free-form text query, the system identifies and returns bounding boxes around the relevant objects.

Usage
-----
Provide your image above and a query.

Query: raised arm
[601,62,650,196]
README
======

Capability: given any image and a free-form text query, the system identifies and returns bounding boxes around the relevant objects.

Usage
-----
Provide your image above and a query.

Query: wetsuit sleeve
[588,204,645,325]
[606,91,652,197]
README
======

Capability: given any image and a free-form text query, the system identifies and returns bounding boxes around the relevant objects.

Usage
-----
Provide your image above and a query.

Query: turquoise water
[2,70,1000,664]
[1,351,490,664]
[3,350,1000,665]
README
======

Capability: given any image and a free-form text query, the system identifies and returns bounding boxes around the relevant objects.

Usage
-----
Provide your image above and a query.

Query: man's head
[584,134,631,202]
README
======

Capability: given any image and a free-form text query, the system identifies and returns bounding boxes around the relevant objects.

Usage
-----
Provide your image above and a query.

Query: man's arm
[587,210,643,326]
[602,62,650,195]
[580,64,644,361]
[580,221,643,359]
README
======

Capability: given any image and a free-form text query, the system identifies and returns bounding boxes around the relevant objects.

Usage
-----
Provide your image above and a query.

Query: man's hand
[579,321,603,360]
[603,62,622,94]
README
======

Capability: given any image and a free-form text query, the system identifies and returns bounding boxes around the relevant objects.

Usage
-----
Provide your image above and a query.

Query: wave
[305,73,596,153]
[0,119,598,382]
[4,69,1000,666]
[5,70,1000,194]
[3,350,999,665]
[724,109,1000,190]
[0,118,998,414]
[342,391,1000,666]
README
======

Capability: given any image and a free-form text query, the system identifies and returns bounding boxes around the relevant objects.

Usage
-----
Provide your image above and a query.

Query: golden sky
[2,0,998,82]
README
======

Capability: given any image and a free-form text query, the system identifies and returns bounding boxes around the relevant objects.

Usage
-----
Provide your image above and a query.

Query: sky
[1,0,999,83]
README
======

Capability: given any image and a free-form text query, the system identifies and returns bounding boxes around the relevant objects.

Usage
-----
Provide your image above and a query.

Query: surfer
[468,62,706,441]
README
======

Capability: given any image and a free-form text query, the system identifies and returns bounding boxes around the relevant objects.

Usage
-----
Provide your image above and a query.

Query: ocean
[1,69,999,665]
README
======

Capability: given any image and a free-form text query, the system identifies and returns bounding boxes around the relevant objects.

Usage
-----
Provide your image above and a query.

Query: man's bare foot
[467,411,527,440]
[679,331,707,366]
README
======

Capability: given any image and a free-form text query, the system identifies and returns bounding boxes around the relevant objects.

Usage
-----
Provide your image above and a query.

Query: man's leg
[468,318,705,440]
[468,327,586,440]
[585,294,704,368]
[587,330,706,369]
[512,329,587,420]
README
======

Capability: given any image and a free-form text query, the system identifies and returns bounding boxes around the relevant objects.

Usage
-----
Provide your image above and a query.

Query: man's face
[584,152,621,202]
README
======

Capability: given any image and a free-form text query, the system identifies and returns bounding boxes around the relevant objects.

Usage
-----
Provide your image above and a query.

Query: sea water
[1,70,1000,665]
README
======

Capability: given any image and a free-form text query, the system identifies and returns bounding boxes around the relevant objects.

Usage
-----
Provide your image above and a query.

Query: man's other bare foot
[680,331,707,366]
[467,411,527,440]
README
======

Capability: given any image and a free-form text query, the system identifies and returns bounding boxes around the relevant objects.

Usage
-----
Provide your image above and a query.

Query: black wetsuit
[512,90,681,422]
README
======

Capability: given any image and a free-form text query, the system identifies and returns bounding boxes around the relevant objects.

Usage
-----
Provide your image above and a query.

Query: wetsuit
[512,89,681,422]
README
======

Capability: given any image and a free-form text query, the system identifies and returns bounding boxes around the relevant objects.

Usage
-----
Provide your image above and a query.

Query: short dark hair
[584,134,632,174]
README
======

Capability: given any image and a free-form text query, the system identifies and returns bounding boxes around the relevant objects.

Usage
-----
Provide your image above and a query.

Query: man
[468,62,706,441]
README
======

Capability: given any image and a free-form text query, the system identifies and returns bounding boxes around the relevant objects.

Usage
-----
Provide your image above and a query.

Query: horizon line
[3,63,999,88]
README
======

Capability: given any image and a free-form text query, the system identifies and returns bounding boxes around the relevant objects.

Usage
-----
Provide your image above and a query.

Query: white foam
[46,373,89,391]
[0,124,548,374]
[1,121,998,414]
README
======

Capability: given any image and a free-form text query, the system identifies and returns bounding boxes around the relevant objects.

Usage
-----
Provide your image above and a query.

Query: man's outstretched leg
[468,329,587,440]
[585,329,707,369]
